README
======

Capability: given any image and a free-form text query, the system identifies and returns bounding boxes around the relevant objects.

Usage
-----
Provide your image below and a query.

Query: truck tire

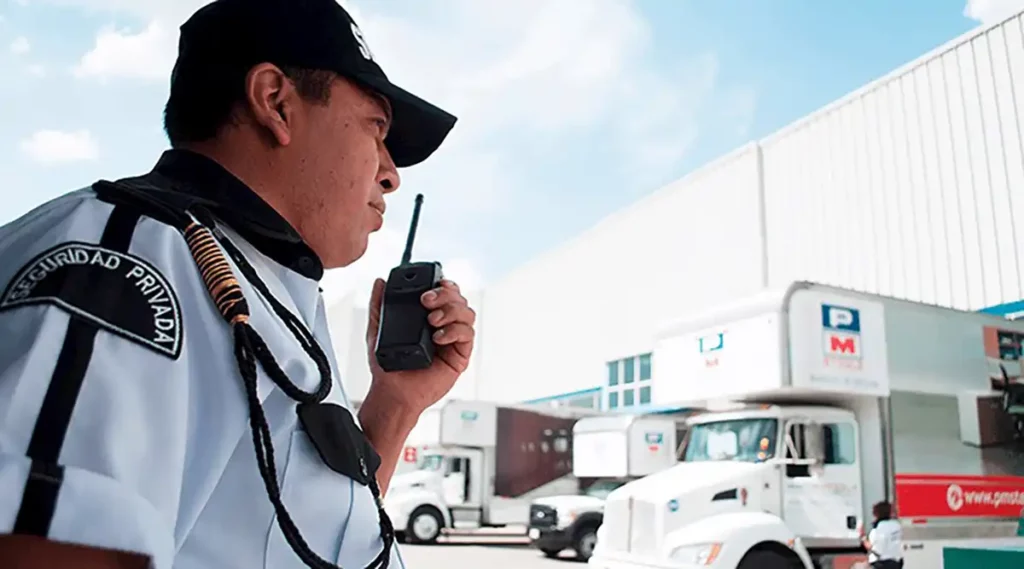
[573,524,599,561]
[737,549,802,569]
[405,506,444,544]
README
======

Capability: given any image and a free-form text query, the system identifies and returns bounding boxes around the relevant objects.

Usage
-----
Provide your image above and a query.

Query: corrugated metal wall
[762,12,1024,311]
[474,145,766,403]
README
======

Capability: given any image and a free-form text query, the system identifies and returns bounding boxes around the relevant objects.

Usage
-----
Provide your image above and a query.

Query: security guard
[0,1,476,568]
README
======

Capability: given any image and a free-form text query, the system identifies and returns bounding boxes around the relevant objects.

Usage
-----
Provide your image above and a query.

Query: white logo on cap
[351,22,374,61]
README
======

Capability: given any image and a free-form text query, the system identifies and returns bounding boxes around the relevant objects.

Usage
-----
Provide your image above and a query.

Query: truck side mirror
[803,423,826,465]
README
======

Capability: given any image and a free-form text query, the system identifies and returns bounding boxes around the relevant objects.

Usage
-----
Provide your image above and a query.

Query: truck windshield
[419,454,444,471]
[683,418,778,463]
[583,480,624,500]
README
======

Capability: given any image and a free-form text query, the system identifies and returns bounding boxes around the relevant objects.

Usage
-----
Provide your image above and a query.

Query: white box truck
[588,281,1024,569]
[528,412,690,561]
[385,399,592,544]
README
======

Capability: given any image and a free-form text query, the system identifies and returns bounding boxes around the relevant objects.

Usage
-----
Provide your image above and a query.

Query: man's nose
[378,144,400,193]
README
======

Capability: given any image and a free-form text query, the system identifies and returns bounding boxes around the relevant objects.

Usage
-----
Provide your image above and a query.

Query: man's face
[287,77,400,269]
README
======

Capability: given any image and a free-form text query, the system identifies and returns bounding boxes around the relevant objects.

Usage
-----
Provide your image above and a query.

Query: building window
[623,389,635,407]
[608,391,619,409]
[639,353,652,381]
[639,385,651,404]
[568,394,597,409]
[623,357,635,384]
[608,361,619,387]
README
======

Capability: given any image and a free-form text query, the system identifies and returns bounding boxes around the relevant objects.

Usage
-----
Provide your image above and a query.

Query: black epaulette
[91,174,214,232]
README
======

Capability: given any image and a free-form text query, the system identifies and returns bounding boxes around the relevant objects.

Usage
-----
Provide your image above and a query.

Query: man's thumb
[366,278,386,344]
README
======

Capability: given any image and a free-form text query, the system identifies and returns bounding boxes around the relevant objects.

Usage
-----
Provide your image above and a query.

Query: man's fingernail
[422,291,437,303]
[433,329,445,340]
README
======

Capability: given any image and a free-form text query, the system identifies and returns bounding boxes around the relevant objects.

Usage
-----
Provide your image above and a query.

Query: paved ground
[399,533,586,569]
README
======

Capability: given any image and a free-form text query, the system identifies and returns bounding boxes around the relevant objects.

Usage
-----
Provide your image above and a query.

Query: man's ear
[243,63,295,147]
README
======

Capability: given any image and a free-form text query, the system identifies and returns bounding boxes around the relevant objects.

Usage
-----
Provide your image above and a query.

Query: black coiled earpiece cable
[181,209,394,569]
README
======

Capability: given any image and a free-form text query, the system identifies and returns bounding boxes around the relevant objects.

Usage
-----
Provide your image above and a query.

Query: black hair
[162,64,336,147]
[872,500,893,521]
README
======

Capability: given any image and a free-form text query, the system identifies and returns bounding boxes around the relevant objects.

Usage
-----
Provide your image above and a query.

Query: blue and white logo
[667,499,679,512]
[822,304,860,332]
[697,332,724,354]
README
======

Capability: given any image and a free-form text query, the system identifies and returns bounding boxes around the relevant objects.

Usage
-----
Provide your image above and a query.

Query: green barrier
[943,545,1024,569]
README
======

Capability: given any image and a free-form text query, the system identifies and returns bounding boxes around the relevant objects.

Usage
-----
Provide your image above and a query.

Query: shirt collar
[151,149,324,281]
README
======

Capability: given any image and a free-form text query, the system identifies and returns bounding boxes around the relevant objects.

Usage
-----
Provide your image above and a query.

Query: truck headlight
[668,542,722,565]
[556,508,581,528]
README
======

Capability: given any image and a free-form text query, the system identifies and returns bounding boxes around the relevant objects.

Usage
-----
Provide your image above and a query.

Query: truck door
[442,450,484,509]
[782,418,863,543]
[443,456,470,505]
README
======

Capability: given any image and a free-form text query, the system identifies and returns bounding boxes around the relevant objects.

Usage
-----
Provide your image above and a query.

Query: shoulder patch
[0,242,183,359]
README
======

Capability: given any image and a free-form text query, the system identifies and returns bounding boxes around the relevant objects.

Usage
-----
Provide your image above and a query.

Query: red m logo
[830,336,857,354]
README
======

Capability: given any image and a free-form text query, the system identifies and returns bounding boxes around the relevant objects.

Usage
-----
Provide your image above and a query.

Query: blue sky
[0,0,1018,302]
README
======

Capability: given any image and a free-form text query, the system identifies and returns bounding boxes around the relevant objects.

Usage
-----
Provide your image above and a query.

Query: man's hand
[358,277,476,494]
[364,277,476,413]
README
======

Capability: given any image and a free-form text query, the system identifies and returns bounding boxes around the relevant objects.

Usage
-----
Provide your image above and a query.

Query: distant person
[0,0,475,567]
[859,501,904,569]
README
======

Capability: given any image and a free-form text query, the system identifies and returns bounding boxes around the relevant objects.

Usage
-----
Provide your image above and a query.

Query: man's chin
[323,238,369,270]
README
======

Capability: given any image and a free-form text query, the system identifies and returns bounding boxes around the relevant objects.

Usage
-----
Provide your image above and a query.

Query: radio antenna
[400,194,424,266]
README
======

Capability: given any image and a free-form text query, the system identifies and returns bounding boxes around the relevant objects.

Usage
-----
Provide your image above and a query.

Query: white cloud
[964,0,1024,24]
[19,129,100,164]
[27,64,46,77]
[10,36,30,55]
[66,0,752,167]
[58,0,753,285]
[73,21,174,81]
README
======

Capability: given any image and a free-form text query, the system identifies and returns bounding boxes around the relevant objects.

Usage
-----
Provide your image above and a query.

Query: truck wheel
[573,525,599,561]
[406,506,444,544]
[737,550,802,569]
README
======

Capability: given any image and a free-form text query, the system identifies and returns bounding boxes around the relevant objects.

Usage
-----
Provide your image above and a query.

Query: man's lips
[370,201,386,216]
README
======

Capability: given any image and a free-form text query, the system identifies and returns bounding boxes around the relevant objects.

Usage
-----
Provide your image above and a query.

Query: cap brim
[353,74,457,168]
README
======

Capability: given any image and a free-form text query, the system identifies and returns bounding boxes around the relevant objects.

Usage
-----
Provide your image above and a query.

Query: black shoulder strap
[91,173,211,232]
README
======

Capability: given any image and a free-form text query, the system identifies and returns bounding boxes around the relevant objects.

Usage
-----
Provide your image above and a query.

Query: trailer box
[573,415,681,479]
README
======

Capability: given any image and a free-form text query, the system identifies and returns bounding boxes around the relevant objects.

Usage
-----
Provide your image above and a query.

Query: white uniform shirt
[0,150,406,569]
[867,519,903,563]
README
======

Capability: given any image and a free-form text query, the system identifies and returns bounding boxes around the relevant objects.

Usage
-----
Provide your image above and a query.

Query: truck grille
[629,500,659,556]
[599,498,630,552]
[529,504,557,529]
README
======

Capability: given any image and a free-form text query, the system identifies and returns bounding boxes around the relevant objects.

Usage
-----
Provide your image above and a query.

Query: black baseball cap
[171,0,457,168]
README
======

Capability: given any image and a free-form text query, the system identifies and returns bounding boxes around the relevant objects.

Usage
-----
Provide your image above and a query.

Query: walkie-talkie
[374,194,443,372]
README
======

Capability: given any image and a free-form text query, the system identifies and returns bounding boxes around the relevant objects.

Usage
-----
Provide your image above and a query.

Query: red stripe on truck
[895,473,1024,518]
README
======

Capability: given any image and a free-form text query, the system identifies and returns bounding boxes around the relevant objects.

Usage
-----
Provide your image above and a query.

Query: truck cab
[385,400,588,544]
[387,448,486,544]
[529,478,625,561]
[529,413,689,561]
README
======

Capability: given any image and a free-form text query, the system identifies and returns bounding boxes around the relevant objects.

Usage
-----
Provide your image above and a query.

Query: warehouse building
[329,9,1024,412]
